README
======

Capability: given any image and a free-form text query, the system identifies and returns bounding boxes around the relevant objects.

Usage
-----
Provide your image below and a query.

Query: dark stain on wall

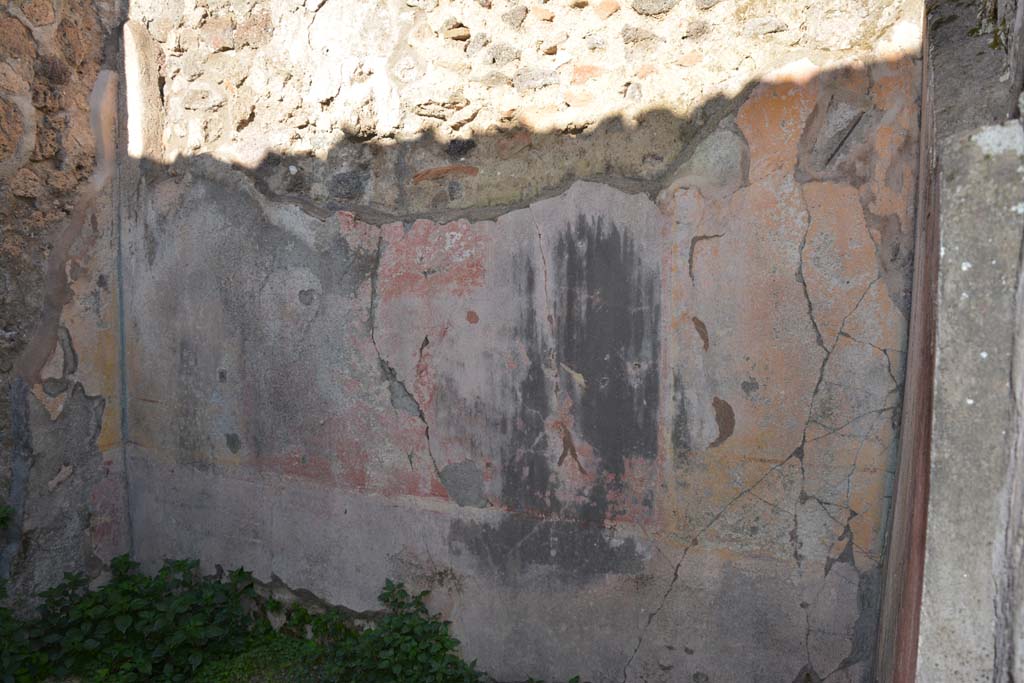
[483,214,662,548]
[500,258,558,516]
[709,396,735,448]
[556,422,585,474]
[554,215,660,478]
[692,316,710,351]
[671,371,691,459]
[836,567,883,677]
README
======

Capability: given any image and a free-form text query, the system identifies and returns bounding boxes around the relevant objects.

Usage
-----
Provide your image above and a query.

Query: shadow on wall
[5,12,925,682]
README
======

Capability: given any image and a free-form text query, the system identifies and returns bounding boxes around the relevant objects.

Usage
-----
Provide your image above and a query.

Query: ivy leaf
[114,615,132,634]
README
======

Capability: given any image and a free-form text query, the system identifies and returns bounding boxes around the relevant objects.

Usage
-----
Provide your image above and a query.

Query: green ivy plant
[317,579,484,683]
[0,555,585,683]
[195,580,487,683]
[1,581,41,683]
[5,556,255,683]
[191,631,323,683]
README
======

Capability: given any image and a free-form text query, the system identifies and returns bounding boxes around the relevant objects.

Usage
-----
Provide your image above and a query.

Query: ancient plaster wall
[0,0,922,680]
[0,0,129,607]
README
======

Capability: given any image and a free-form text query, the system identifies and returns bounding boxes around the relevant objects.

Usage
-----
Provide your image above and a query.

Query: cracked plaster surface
[0,0,923,677]
[106,0,925,679]
[123,51,918,683]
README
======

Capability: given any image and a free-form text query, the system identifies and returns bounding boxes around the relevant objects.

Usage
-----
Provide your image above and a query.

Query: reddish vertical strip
[875,16,937,681]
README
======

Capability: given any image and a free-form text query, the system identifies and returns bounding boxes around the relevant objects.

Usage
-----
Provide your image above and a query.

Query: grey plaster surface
[919,119,1024,680]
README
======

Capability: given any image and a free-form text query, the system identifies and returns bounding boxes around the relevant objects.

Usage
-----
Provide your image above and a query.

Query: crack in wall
[824,110,868,169]
[797,228,829,354]
[791,216,894,679]
[625,187,899,680]
[792,207,833,572]
[809,494,880,563]
[839,330,904,397]
[793,206,887,536]
[807,407,897,442]
[620,452,798,681]
[688,234,724,283]
[367,232,440,477]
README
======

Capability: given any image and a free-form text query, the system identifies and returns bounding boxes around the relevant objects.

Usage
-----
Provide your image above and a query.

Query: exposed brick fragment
[412,165,480,183]
[593,0,620,19]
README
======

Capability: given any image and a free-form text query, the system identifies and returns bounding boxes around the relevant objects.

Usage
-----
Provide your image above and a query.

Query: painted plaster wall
[0,0,129,607]
[0,0,924,680]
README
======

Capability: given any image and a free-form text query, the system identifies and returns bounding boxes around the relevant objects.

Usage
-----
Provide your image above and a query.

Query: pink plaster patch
[379,219,488,300]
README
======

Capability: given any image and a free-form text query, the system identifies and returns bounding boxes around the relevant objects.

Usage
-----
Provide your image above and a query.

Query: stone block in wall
[918,119,1024,681]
